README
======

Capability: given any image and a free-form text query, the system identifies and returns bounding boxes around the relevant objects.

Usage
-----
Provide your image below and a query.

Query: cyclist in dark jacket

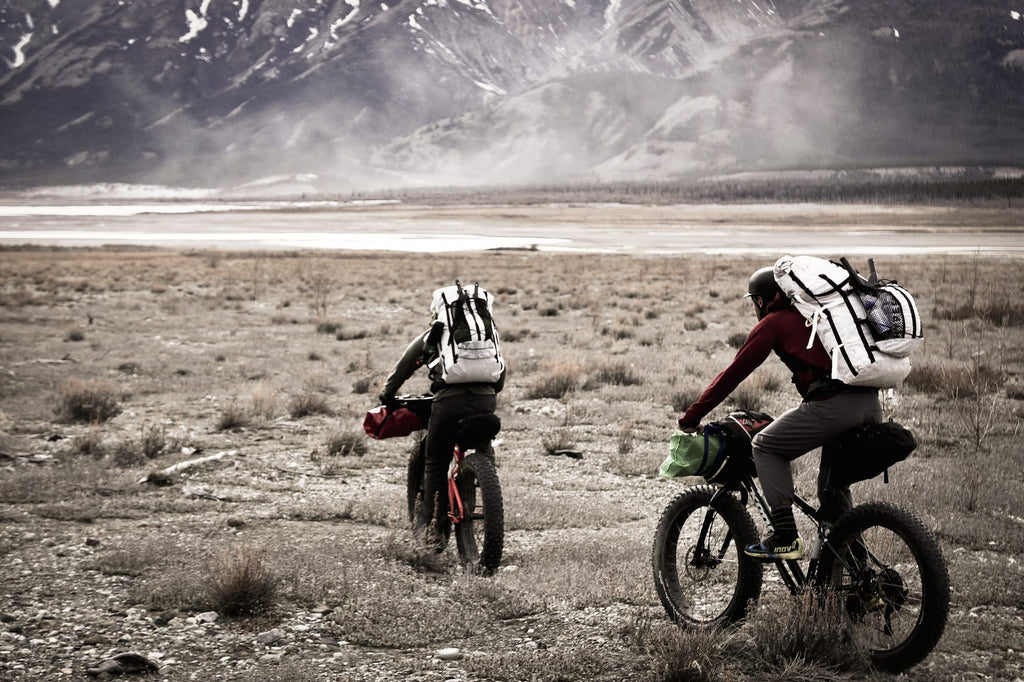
[379,298,505,549]
[677,266,881,560]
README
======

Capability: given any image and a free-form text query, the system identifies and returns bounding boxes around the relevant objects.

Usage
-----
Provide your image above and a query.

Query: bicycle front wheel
[652,485,763,628]
[453,452,504,574]
[406,436,426,524]
[816,502,950,673]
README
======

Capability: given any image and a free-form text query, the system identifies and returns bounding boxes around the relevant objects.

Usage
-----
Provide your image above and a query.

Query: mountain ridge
[1,0,1021,190]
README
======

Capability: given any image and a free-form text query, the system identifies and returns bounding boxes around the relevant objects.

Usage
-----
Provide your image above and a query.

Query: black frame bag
[827,420,917,487]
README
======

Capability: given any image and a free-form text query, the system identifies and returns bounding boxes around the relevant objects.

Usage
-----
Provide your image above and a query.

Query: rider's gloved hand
[677,417,701,434]
[378,392,398,409]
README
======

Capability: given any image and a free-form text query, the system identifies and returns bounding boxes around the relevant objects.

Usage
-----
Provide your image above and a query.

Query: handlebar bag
[659,429,727,479]
[659,410,773,485]
[363,405,425,440]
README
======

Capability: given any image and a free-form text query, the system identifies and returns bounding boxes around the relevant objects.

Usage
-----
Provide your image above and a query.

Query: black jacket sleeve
[378,330,430,402]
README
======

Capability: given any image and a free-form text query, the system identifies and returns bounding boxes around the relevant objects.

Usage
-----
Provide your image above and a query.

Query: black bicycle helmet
[745,266,781,300]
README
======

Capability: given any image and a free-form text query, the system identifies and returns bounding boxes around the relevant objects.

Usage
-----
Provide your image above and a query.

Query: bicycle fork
[447,447,467,524]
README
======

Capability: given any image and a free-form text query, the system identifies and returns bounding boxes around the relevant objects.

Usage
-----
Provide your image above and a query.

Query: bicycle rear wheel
[652,485,763,628]
[816,502,949,673]
[453,452,504,574]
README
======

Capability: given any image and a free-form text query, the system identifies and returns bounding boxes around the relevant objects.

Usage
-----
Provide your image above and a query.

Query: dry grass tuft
[250,381,278,419]
[57,377,122,423]
[206,544,279,617]
[216,400,250,431]
[592,360,643,387]
[288,392,333,418]
[747,589,869,676]
[527,360,584,399]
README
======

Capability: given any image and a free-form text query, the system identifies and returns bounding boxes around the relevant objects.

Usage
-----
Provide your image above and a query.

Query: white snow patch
[474,80,506,96]
[454,0,493,17]
[381,3,389,10]
[604,0,621,30]
[1002,49,1024,71]
[237,0,249,21]
[287,9,303,28]
[47,0,60,7]
[4,32,33,68]
[1011,10,1021,20]
[179,1,212,43]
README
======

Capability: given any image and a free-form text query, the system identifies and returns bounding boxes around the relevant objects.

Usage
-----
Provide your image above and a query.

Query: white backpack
[773,255,923,388]
[427,281,505,385]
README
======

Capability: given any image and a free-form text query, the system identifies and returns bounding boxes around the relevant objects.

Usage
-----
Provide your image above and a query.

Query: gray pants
[752,390,883,523]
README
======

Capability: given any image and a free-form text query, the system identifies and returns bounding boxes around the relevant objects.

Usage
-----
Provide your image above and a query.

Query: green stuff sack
[659,430,727,478]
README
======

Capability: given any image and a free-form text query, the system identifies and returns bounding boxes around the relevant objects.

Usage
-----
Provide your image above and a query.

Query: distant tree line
[363,172,1024,207]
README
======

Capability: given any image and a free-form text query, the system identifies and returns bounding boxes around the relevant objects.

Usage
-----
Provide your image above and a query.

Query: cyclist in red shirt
[677,266,882,560]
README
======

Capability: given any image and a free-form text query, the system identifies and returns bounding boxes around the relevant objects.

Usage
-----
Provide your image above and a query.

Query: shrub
[727,331,747,349]
[729,386,763,412]
[206,544,279,617]
[748,590,868,675]
[527,362,584,399]
[325,430,368,458]
[217,400,250,431]
[616,426,636,455]
[934,301,1024,327]
[592,360,643,387]
[352,376,372,394]
[906,362,1004,398]
[501,328,530,342]
[110,438,144,467]
[65,328,85,342]
[250,382,278,419]
[288,392,333,418]
[604,325,635,340]
[57,377,121,423]
[336,328,369,341]
[762,374,783,393]
[68,427,105,458]
[541,428,576,455]
[140,424,168,459]
[670,390,698,413]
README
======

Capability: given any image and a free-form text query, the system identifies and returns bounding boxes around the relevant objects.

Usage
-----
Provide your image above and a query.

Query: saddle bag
[825,420,917,487]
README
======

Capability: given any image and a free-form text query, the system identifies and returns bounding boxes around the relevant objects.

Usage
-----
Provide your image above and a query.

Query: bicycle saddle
[455,414,501,450]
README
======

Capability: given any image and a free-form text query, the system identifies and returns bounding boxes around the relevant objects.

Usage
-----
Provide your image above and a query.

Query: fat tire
[406,437,426,524]
[816,501,949,673]
[652,485,763,628]
[454,452,504,574]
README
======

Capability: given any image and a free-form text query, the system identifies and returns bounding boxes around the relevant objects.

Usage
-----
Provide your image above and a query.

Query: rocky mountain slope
[0,0,1022,189]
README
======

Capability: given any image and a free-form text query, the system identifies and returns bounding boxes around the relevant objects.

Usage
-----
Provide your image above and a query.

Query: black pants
[418,392,497,535]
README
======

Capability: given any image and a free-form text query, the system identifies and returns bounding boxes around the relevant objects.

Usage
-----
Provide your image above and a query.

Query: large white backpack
[427,281,505,385]
[773,255,923,388]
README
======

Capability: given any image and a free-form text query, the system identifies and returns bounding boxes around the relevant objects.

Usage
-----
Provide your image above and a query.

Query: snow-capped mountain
[1,0,1022,190]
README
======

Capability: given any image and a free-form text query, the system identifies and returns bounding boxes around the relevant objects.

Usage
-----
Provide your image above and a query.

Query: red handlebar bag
[363,405,425,440]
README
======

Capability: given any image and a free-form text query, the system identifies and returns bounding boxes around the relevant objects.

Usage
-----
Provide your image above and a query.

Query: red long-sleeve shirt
[678,306,834,429]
